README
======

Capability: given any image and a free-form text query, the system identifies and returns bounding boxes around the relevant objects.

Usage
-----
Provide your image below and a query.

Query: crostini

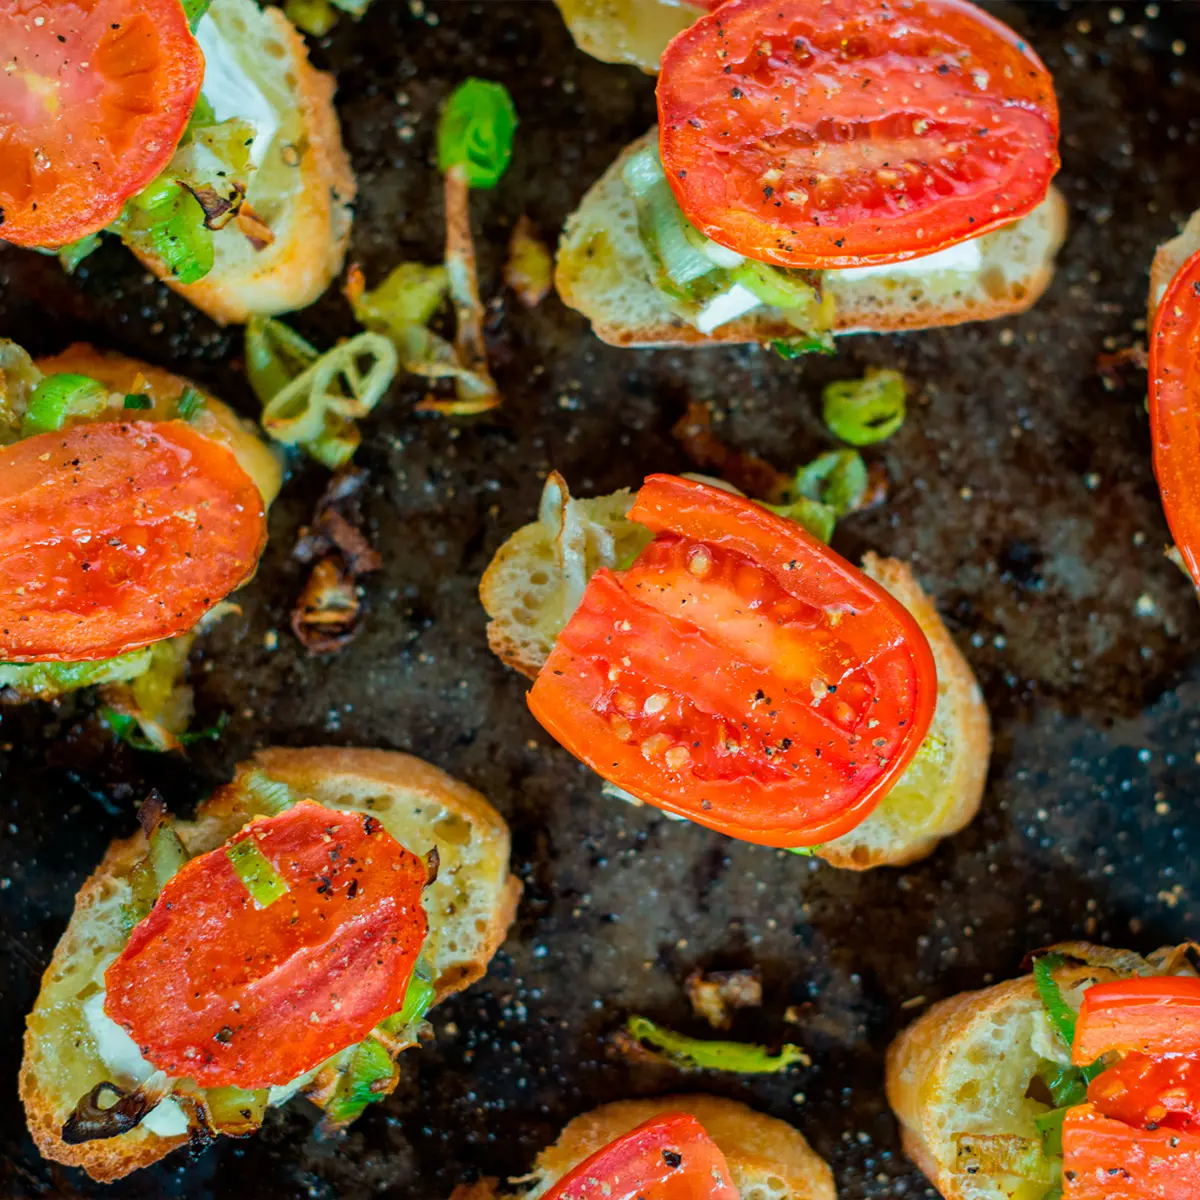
[480,472,990,867]
[0,341,280,742]
[453,1094,835,1200]
[20,747,521,1182]
[0,0,354,325]
[887,941,1200,1199]
[556,0,1066,348]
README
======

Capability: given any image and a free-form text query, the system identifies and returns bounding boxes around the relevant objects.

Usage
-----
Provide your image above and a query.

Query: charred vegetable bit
[504,215,553,308]
[123,792,191,933]
[772,334,836,359]
[62,1077,172,1146]
[685,968,762,1031]
[225,838,290,909]
[671,400,790,503]
[622,1015,809,1074]
[822,369,908,447]
[205,1085,269,1137]
[121,178,215,286]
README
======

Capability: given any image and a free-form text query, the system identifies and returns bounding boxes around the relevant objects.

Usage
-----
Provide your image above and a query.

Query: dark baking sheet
[3,1,1200,1196]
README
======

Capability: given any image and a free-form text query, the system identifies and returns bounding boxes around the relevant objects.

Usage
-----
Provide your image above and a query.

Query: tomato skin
[0,421,267,662]
[657,0,1059,268]
[104,801,429,1089]
[527,475,937,847]
[541,1113,737,1200]
[1150,248,1200,590]
[1086,1052,1200,1133]
[1063,1104,1200,1199]
[0,0,203,247]
[1074,978,1200,1065]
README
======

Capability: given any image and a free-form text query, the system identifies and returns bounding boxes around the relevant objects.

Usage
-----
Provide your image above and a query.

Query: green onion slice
[238,769,295,818]
[226,837,289,909]
[766,496,836,545]
[1033,954,1078,1049]
[177,386,205,420]
[624,1015,809,1074]
[21,373,109,436]
[382,968,437,1035]
[1035,1106,1071,1158]
[181,0,213,30]
[772,334,835,359]
[794,449,868,515]
[822,368,908,446]
[436,79,518,190]
[58,233,103,275]
[124,394,153,411]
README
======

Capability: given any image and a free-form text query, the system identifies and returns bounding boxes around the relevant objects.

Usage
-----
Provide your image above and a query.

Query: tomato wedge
[657,0,1060,268]
[105,801,429,1089]
[1063,1104,1200,1199]
[527,475,937,847]
[1149,247,1200,589]
[0,0,203,247]
[1073,978,1200,1065]
[0,421,267,662]
[1086,1052,1200,1133]
[541,1113,737,1200]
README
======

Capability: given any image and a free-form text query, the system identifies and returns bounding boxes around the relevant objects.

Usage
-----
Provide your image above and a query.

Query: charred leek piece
[123,793,190,933]
[239,769,296,818]
[226,838,289,909]
[205,1085,269,1137]
[953,1133,1056,1184]
[62,1073,174,1145]
[624,1015,810,1074]
[319,967,436,1127]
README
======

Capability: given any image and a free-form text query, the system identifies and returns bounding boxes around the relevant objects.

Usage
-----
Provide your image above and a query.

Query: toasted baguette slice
[453,1095,835,1200]
[480,476,988,868]
[814,554,990,870]
[886,957,1127,1200]
[556,133,1067,348]
[1149,208,1200,320]
[20,747,521,1183]
[552,0,706,72]
[127,0,355,325]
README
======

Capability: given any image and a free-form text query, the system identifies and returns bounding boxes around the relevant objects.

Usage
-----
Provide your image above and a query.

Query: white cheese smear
[833,237,984,281]
[195,12,279,167]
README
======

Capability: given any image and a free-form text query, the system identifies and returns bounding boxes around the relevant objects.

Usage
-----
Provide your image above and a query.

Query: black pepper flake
[662,1149,683,1168]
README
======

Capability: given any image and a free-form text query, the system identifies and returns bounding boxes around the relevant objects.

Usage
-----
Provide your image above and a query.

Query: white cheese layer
[82,988,190,1138]
[196,12,279,167]
[833,237,984,281]
[694,282,763,334]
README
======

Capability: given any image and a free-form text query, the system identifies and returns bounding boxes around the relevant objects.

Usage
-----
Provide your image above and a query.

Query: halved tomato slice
[0,421,267,662]
[657,0,1060,268]
[1063,1103,1200,1199]
[1150,247,1200,589]
[0,0,203,247]
[542,1113,737,1200]
[1074,977,1200,1065]
[105,801,429,1089]
[1086,1052,1200,1133]
[527,475,937,847]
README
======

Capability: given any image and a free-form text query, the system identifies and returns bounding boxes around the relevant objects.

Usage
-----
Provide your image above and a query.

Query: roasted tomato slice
[541,1113,737,1200]
[1063,1103,1200,1199]
[527,475,937,847]
[1073,977,1200,1065]
[1150,247,1200,590]
[0,421,267,662]
[1086,1052,1200,1133]
[0,0,203,247]
[656,0,1060,268]
[105,801,430,1089]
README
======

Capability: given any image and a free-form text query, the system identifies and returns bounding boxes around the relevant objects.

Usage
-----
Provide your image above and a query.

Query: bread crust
[20,747,519,1182]
[526,1095,835,1200]
[815,555,990,870]
[128,5,355,325]
[555,133,1067,348]
[886,963,1122,1199]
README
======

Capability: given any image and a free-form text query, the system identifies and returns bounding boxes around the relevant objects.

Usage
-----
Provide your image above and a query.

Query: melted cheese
[196,12,279,167]
[694,282,763,334]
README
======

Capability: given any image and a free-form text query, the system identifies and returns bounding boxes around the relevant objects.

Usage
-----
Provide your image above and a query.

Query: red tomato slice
[1149,247,1200,590]
[656,0,1060,268]
[527,475,937,847]
[1087,1052,1200,1133]
[1063,1104,1200,1199]
[1073,978,1200,1065]
[0,0,203,247]
[541,1113,737,1200]
[0,421,267,662]
[105,801,429,1089]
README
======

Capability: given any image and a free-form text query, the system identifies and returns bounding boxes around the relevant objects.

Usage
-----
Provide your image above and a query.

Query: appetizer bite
[0,341,280,745]
[1148,217,1200,590]
[481,473,990,867]
[887,941,1200,1199]
[454,1094,835,1200]
[20,747,521,1181]
[557,0,1066,348]
[0,0,354,324]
